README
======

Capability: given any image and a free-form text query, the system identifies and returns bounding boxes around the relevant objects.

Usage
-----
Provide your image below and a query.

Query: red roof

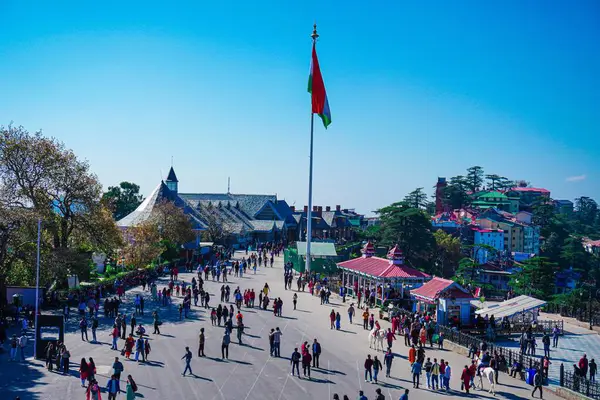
[510,187,550,194]
[411,277,474,300]
[337,256,430,280]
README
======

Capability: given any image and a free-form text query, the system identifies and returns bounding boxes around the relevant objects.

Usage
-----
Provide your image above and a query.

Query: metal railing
[561,365,600,399]
[439,325,543,382]
[545,303,600,328]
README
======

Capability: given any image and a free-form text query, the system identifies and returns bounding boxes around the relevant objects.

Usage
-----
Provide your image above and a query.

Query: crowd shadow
[2,358,52,400]
[239,342,263,351]
[337,329,356,335]
[315,367,346,376]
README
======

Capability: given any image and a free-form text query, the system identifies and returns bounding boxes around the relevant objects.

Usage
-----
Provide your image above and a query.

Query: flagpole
[34,218,41,360]
[305,24,319,274]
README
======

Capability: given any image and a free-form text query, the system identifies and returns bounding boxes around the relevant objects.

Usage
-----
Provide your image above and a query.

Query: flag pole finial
[311,23,319,42]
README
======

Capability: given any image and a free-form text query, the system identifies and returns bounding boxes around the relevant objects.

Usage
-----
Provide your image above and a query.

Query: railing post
[560,363,564,387]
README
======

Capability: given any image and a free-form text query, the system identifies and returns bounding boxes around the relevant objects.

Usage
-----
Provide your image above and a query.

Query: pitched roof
[166,167,178,182]
[337,256,430,280]
[296,242,337,257]
[117,181,173,227]
[411,277,473,300]
[510,187,550,194]
[478,191,508,199]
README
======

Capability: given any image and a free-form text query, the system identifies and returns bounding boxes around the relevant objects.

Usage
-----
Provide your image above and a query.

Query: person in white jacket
[444,361,452,391]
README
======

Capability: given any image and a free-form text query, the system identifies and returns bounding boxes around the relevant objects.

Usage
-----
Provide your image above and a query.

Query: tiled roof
[337,256,430,280]
[411,277,473,300]
[478,191,508,199]
[510,187,550,194]
[117,182,173,227]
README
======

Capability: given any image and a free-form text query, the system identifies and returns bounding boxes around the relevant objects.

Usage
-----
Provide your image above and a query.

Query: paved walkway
[2,252,563,400]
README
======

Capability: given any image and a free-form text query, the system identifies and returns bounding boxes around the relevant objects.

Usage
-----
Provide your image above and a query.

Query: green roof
[296,242,338,258]
[478,191,508,199]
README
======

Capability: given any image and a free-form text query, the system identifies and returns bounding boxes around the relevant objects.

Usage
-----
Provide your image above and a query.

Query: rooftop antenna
[227,177,230,194]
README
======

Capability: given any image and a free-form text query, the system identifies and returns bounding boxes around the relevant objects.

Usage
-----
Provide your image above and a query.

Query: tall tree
[150,200,195,246]
[376,202,435,271]
[560,237,591,278]
[509,257,558,300]
[533,202,556,230]
[575,196,598,226]
[466,166,484,193]
[433,229,462,277]
[404,187,428,209]
[442,176,470,210]
[102,182,144,220]
[0,125,123,287]
[497,178,516,191]
[485,174,505,191]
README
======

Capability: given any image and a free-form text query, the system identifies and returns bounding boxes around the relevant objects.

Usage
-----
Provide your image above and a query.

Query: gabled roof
[478,191,508,199]
[166,167,178,182]
[337,256,430,280]
[117,181,173,227]
[510,187,550,194]
[411,277,473,301]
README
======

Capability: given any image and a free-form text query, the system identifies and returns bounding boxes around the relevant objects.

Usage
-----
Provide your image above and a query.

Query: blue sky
[1,1,598,215]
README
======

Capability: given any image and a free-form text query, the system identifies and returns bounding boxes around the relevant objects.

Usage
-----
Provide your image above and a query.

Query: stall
[411,277,475,326]
[474,294,546,323]
[337,242,430,306]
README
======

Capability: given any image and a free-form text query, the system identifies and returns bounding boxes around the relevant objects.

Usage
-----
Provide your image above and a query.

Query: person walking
[126,375,137,400]
[348,303,355,324]
[198,328,206,357]
[91,315,98,343]
[399,389,409,400]
[373,355,383,384]
[424,357,433,389]
[431,358,440,391]
[362,309,369,330]
[443,361,451,391]
[384,348,394,378]
[152,311,161,335]
[312,339,321,368]
[273,327,282,357]
[532,369,543,398]
[461,365,471,394]
[375,388,385,400]
[411,359,422,388]
[18,333,28,361]
[290,348,301,376]
[61,346,71,374]
[364,354,374,383]
[80,317,89,341]
[302,350,312,379]
[130,314,137,337]
[134,336,145,362]
[552,325,560,348]
[293,293,298,310]
[222,330,230,359]
[112,357,124,382]
[181,347,193,376]
[590,359,597,383]
[106,374,121,400]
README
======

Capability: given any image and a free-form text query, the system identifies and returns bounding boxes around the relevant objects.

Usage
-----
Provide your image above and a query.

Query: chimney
[304,205,308,213]
[290,206,295,212]
[313,206,318,212]
[326,206,331,212]
[336,205,341,212]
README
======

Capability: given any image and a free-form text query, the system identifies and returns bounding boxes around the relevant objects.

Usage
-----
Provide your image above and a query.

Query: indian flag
[308,43,332,129]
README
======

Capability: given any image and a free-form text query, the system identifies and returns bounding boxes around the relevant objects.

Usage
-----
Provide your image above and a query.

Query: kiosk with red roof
[410,277,475,325]
[337,242,431,306]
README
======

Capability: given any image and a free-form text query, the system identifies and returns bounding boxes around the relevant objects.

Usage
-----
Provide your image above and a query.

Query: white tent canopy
[475,295,546,320]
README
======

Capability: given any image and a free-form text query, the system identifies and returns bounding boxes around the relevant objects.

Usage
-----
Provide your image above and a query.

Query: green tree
[575,196,598,226]
[0,125,123,288]
[509,257,558,300]
[376,202,435,272]
[442,176,470,210]
[404,187,428,209]
[433,229,462,277]
[560,237,591,278]
[541,232,563,262]
[466,166,484,193]
[102,182,144,220]
[485,174,505,191]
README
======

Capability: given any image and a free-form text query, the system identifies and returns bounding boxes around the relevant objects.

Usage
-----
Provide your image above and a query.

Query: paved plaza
[3,253,563,400]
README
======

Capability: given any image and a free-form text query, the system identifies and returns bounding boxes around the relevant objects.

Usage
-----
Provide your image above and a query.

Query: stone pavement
[495,312,600,385]
[2,252,563,400]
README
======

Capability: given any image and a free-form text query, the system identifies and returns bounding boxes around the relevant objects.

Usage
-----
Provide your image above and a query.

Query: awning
[296,242,337,258]
[475,295,546,319]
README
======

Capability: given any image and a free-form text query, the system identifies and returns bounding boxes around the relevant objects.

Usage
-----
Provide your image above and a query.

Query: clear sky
[1,1,598,215]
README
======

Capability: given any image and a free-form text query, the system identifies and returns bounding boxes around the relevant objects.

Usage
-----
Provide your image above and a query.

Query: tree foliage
[466,166,484,193]
[102,182,144,220]
[432,229,462,277]
[403,187,429,210]
[376,202,435,272]
[0,124,123,288]
[509,257,559,300]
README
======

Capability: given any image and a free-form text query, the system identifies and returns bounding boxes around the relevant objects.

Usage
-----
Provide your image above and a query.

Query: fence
[545,303,600,328]
[439,325,542,382]
[561,365,600,399]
